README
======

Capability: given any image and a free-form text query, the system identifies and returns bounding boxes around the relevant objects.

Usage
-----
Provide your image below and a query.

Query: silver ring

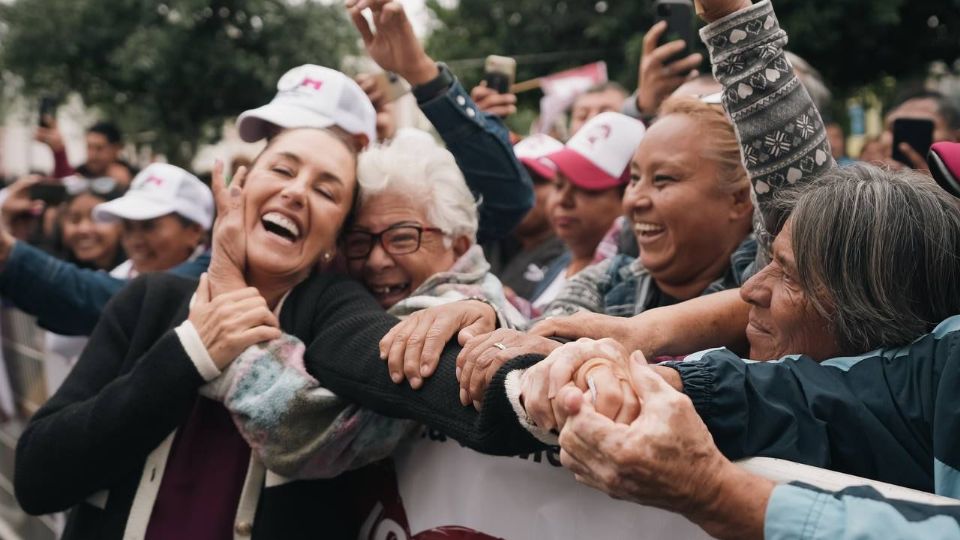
[493,342,507,351]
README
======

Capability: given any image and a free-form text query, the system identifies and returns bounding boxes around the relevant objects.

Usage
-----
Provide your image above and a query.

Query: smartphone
[373,71,409,103]
[28,183,68,206]
[38,96,58,128]
[484,55,517,94]
[892,118,935,167]
[654,0,695,67]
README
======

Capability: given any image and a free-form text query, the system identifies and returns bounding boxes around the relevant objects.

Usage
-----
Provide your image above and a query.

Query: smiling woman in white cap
[528,111,647,310]
[93,162,213,276]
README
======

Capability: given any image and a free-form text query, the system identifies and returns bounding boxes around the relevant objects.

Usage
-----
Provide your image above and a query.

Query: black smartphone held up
[892,118,935,167]
[28,183,68,206]
[38,96,58,128]
[654,0,695,66]
[483,55,517,94]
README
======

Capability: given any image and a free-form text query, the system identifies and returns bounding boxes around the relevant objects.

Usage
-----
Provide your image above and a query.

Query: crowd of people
[3,0,960,538]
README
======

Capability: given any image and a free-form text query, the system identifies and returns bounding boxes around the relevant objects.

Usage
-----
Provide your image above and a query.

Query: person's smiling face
[740,220,843,361]
[346,193,462,309]
[243,128,357,285]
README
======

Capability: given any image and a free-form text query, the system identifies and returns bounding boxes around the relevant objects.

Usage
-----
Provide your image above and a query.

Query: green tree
[426,0,960,101]
[0,0,358,166]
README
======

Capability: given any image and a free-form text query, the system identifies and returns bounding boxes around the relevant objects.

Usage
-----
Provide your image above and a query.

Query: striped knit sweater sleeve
[701,0,836,256]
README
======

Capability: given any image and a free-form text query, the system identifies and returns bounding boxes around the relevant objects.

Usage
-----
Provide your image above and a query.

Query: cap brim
[92,194,176,223]
[520,156,558,182]
[237,102,336,143]
[541,148,627,191]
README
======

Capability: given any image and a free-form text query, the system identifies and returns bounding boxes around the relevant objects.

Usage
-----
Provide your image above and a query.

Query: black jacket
[15,271,540,539]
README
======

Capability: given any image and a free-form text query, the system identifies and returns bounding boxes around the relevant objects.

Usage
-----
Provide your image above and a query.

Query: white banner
[358,427,712,540]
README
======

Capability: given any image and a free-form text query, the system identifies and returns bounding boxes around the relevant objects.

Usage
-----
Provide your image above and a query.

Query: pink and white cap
[540,112,646,191]
[237,64,377,146]
[513,134,565,182]
[93,163,214,230]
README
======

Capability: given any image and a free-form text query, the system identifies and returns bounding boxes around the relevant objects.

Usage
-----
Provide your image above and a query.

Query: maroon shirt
[145,397,251,540]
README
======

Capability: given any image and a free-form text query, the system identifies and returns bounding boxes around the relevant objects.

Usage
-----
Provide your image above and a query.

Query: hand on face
[207,160,249,297]
[188,274,282,369]
[637,21,702,116]
[346,0,439,86]
[379,300,498,390]
[457,329,561,409]
[519,337,632,432]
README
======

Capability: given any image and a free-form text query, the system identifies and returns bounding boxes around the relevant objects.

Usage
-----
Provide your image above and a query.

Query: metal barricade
[0,306,63,540]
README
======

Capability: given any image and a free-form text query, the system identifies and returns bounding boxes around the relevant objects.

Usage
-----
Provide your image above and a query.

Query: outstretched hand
[207,160,249,297]
[346,0,439,86]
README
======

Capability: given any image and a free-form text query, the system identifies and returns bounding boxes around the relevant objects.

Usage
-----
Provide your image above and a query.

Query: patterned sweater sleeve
[540,258,615,318]
[201,335,416,479]
[702,0,835,255]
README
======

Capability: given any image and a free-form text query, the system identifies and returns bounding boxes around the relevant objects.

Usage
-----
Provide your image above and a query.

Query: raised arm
[347,0,534,244]
[703,0,835,251]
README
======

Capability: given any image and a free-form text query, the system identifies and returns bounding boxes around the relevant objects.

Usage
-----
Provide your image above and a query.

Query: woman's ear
[452,235,471,258]
[728,184,754,221]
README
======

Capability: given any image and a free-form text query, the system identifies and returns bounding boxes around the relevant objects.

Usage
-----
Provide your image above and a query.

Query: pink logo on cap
[300,78,324,91]
[585,124,612,146]
[144,175,165,187]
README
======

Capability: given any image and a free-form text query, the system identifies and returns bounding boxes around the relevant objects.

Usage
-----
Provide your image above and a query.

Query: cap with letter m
[237,64,377,146]
[540,112,646,191]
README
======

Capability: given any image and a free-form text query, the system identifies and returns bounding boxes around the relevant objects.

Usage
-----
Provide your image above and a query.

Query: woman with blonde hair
[542,94,756,318]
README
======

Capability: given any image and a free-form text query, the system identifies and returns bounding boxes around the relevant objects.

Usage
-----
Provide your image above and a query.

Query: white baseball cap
[540,112,646,191]
[514,134,565,182]
[93,163,214,230]
[237,64,377,146]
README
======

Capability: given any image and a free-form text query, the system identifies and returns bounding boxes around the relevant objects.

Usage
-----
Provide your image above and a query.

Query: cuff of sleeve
[503,369,559,446]
[765,483,840,540]
[418,77,489,138]
[700,1,777,56]
[175,320,221,382]
[664,359,716,418]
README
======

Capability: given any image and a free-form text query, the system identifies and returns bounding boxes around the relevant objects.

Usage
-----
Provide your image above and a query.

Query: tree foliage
[426,0,960,99]
[0,0,358,166]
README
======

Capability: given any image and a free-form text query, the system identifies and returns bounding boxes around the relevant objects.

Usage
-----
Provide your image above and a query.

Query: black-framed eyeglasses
[343,224,446,260]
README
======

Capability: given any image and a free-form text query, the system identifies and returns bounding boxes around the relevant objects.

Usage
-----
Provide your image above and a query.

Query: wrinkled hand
[695,0,753,23]
[530,310,631,344]
[34,120,65,153]
[636,21,703,116]
[470,82,518,118]
[379,300,498,389]
[557,351,772,540]
[457,329,560,408]
[188,274,282,369]
[346,0,439,86]
[519,338,631,432]
[207,160,249,297]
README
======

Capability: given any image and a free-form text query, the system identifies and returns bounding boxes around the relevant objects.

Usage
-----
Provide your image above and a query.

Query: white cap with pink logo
[539,112,646,191]
[237,64,377,146]
[92,163,215,231]
[513,134,565,182]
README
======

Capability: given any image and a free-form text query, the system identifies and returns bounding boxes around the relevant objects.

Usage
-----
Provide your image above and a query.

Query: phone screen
[892,118,935,167]
[655,0,695,65]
